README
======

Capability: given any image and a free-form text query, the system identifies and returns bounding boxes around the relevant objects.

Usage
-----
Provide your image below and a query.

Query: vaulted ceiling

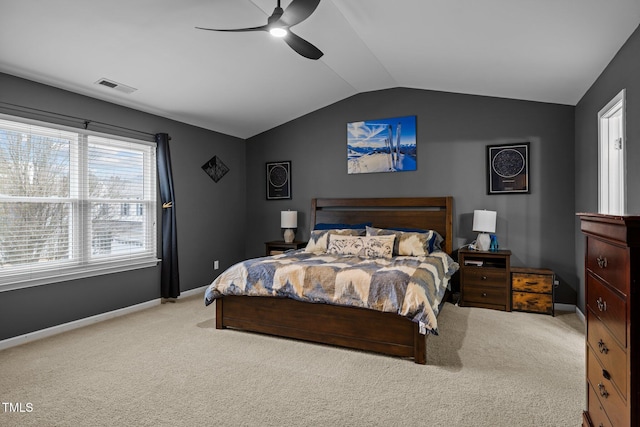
[1,0,639,139]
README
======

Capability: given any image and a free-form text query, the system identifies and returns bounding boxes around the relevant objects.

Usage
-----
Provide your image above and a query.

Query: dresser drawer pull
[602,369,611,381]
[481,292,487,297]
[597,382,609,398]
[597,339,609,354]
[525,281,539,285]
[481,276,487,280]
[596,256,608,269]
[596,297,607,312]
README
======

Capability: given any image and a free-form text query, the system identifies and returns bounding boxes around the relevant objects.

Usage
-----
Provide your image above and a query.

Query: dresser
[578,213,640,427]
[459,249,511,311]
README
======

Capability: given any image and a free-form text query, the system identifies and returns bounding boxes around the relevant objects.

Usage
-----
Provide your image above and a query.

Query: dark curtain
[156,133,180,298]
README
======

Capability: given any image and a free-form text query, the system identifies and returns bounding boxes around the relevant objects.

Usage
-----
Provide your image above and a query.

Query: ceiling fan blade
[283,30,323,60]
[195,25,267,33]
[279,0,321,27]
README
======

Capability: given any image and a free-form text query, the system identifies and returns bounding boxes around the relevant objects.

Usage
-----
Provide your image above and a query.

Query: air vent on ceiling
[94,78,137,94]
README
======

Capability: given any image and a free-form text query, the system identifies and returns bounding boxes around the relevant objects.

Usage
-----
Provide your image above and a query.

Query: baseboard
[0,298,160,352]
[1,285,211,352]
[554,303,576,312]
[554,303,585,323]
[179,284,208,298]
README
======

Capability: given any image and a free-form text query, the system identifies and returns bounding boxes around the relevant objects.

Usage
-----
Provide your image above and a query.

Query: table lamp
[472,209,497,251]
[281,210,297,243]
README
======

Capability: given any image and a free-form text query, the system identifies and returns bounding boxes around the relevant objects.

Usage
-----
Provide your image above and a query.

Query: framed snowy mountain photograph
[347,115,417,174]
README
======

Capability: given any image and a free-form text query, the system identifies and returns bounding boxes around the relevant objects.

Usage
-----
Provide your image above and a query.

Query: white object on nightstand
[472,209,496,251]
[281,210,297,243]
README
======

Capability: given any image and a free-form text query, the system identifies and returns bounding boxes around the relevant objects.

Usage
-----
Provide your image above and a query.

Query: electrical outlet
[214,260,219,270]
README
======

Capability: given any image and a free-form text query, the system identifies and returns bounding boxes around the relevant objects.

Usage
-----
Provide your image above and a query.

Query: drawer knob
[596,297,607,312]
[597,339,609,354]
[481,292,487,297]
[596,256,608,269]
[602,369,611,381]
[597,382,609,398]
[481,276,488,280]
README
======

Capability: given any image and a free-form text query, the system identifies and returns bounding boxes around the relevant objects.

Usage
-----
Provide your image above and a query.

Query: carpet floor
[0,294,585,426]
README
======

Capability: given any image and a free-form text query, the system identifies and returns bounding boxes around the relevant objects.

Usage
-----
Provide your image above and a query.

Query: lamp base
[284,229,295,243]
[475,232,491,251]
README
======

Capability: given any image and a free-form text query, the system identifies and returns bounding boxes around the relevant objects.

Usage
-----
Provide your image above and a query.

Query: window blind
[0,114,158,290]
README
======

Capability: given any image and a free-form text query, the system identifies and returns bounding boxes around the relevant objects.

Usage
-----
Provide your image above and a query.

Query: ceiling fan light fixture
[269,27,287,37]
[197,0,323,59]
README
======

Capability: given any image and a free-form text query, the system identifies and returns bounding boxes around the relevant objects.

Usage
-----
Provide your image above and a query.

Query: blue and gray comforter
[205,250,459,335]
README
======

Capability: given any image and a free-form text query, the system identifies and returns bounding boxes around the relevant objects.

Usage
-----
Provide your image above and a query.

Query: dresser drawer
[587,274,626,347]
[587,237,628,296]
[587,309,626,398]
[512,291,552,314]
[586,383,613,427]
[463,267,506,287]
[462,285,506,306]
[511,271,553,293]
[587,348,627,427]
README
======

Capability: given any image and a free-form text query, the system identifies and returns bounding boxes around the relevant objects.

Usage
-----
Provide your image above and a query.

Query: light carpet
[0,295,585,426]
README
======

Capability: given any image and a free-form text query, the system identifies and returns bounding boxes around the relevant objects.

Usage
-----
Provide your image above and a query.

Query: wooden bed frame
[215,197,454,364]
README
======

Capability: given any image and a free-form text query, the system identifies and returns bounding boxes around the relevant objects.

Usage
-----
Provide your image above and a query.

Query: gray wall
[10,17,636,339]
[0,73,246,340]
[575,24,640,311]
[246,88,577,303]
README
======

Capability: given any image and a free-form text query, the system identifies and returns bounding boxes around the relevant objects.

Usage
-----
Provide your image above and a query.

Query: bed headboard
[310,197,454,254]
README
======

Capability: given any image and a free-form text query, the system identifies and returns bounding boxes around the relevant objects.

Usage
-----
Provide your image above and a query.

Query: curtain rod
[0,101,157,140]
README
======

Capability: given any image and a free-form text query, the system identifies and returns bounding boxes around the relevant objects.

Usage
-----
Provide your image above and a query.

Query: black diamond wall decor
[202,155,230,183]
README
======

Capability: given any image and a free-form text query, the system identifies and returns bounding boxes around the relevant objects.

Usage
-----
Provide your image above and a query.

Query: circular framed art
[487,143,529,194]
[266,161,291,200]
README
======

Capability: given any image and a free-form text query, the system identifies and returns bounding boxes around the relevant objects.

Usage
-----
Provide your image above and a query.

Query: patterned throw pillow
[366,226,441,256]
[326,234,395,259]
[304,229,363,253]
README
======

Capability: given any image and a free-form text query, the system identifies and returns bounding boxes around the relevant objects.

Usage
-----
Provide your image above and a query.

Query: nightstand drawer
[462,285,506,305]
[587,274,626,347]
[587,348,627,427]
[265,240,307,256]
[587,309,626,398]
[512,291,552,314]
[511,271,552,293]
[463,267,507,287]
[587,237,628,296]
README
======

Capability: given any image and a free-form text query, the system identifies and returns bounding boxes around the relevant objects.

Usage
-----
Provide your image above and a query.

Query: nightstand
[511,267,555,316]
[459,249,511,311]
[265,240,306,256]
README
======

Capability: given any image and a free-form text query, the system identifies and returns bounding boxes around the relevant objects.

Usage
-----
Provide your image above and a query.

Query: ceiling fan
[196,0,323,60]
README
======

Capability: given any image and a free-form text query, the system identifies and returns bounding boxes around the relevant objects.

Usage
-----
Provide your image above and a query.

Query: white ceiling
[1,0,639,139]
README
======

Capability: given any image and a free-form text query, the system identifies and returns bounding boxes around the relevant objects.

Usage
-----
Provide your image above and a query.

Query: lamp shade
[472,210,497,233]
[281,210,297,228]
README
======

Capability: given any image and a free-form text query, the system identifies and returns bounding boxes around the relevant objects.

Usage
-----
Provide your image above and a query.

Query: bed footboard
[215,296,427,364]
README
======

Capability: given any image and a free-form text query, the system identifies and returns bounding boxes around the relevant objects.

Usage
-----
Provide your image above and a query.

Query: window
[0,114,158,290]
[598,89,626,215]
